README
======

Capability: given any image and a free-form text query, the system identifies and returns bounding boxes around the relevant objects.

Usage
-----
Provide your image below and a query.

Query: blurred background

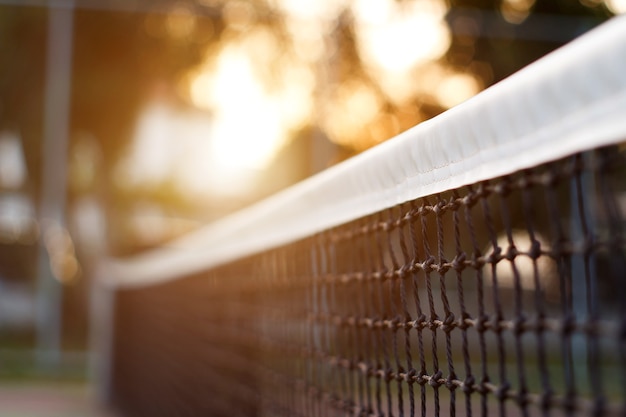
[0,0,623,414]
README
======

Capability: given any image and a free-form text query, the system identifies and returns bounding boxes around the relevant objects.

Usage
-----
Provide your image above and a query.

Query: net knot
[495,382,511,401]
[404,368,417,384]
[437,260,450,274]
[433,200,445,215]
[417,370,428,386]
[428,316,439,331]
[401,315,413,330]
[529,240,542,259]
[494,181,511,196]
[477,376,490,395]
[490,314,503,334]
[517,175,530,189]
[451,252,466,271]
[390,316,401,330]
[428,371,443,388]
[512,314,527,336]
[380,268,391,282]
[448,198,460,211]
[470,250,484,269]
[475,183,488,198]
[476,314,489,333]
[395,367,406,382]
[442,313,456,333]
[383,368,394,383]
[461,194,474,207]
[358,361,370,376]
[487,246,502,264]
[457,313,471,330]
[462,376,475,394]
[505,245,518,261]
[534,313,546,333]
[445,373,458,391]
[398,263,411,276]
[413,314,427,330]
[417,204,430,216]
[543,169,559,187]
[422,256,436,273]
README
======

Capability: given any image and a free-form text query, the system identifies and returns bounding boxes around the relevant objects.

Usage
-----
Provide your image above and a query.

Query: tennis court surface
[0,383,115,417]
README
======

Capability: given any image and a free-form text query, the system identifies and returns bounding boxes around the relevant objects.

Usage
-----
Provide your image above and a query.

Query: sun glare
[192,45,285,171]
[353,0,451,74]
[165,3,197,40]
[270,0,348,22]
[123,0,485,198]
[435,72,482,109]
[605,0,626,13]
[500,0,536,24]
[222,1,256,30]
[322,80,383,147]
[187,29,315,194]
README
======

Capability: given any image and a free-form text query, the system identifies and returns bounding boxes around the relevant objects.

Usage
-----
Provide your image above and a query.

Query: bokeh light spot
[500,0,536,24]
[223,1,256,30]
[435,72,482,109]
[353,0,451,74]
[166,4,197,40]
[605,0,626,13]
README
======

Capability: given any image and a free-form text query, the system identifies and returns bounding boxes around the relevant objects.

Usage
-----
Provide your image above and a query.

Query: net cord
[100,14,626,288]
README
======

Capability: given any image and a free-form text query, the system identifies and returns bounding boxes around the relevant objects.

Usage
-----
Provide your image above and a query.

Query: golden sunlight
[193,47,279,170]
[500,0,536,24]
[352,0,451,75]
[605,0,626,13]
[270,0,348,22]
[222,1,256,30]
[322,80,384,148]
[187,28,315,194]
[435,72,482,109]
[165,3,197,40]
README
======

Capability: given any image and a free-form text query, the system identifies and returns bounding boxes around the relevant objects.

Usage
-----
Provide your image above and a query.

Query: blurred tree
[71,6,222,167]
[0,6,46,200]
[0,0,617,258]
[0,0,618,350]
[447,0,611,83]
[68,6,223,255]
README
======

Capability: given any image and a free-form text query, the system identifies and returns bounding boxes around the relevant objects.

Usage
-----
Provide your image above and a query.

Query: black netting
[110,144,626,417]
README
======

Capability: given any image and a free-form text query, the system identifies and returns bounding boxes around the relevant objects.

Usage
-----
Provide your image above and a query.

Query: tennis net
[99,15,626,417]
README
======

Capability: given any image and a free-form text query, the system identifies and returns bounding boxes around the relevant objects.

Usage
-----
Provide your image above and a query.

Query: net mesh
[110,144,626,417]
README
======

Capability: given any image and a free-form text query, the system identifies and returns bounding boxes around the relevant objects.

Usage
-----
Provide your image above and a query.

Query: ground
[0,382,116,417]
